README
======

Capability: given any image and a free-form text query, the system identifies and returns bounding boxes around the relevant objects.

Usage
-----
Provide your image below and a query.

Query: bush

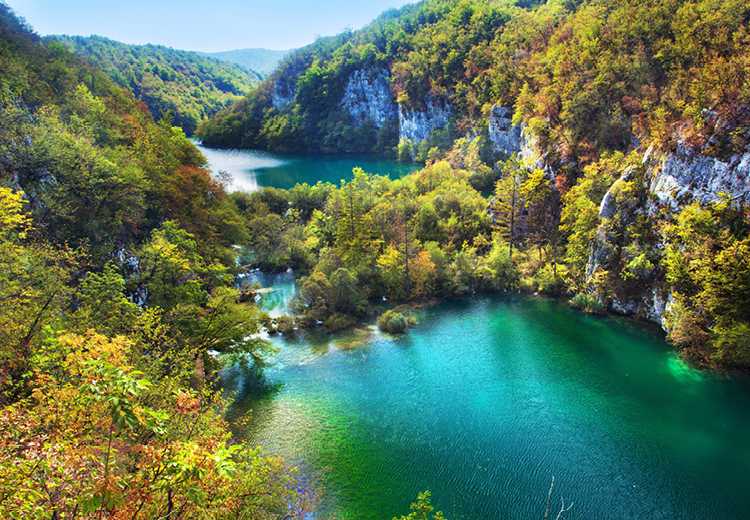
[570,293,605,315]
[324,313,356,332]
[275,315,297,335]
[377,309,416,334]
[397,138,415,162]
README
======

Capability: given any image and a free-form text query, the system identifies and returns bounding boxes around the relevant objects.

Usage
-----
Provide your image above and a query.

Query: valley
[1,0,749,518]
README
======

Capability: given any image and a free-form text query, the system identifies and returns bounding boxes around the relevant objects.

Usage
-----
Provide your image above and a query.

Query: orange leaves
[174,391,201,416]
[0,326,303,518]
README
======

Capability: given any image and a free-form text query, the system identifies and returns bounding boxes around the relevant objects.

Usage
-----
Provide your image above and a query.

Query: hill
[49,35,261,135]
[203,47,290,77]
[199,0,749,161]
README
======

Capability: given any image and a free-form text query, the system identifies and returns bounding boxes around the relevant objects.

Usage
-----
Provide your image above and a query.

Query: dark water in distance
[232,292,750,520]
[195,142,419,192]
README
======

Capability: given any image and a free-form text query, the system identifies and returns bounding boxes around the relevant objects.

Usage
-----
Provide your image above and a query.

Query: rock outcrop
[487,105,556,181]
[585,143,750,329]
[271,79,295,111]
[398,97,452,144]
[586,167,640,279]
[487,105,523,156]
[650,143,750,207]
[340,68,398,129]
[270,61,307,111]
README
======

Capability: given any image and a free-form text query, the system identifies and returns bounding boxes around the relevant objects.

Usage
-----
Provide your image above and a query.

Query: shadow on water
[222,359,283,427]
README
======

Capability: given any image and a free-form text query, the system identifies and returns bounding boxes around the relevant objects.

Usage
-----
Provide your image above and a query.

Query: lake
[227,285,750,519]
[195,142,419,192]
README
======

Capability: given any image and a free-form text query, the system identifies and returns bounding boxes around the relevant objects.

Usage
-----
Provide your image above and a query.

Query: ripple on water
[234,295,750,520]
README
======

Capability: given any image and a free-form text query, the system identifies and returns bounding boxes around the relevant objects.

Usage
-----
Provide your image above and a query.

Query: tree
[329,267,365,315]
[0,187,72,403]
[393,491,446,520]
[292,270,333,323]
[662,198,750,366]
[522,168,560,276]
[560,153,624,290]
[70,263,139,336]
[378,244,409,301]
[136,221,228,309]
[0,331,305,519]
[493,157,525,256]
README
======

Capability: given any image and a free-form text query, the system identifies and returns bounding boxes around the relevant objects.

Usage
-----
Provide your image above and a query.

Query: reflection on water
[195,141,420,192]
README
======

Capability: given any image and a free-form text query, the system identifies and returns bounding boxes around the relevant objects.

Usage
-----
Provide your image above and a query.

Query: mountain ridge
[48,34,261,135]
[200,47,291,78]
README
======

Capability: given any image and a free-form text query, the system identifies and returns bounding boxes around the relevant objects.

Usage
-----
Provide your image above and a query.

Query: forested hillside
[0,4,310,517]
[50,35,260,135]
[2,0,750,515]
[200,0,749,159]
[203,0,750,369]
[203,47,290,77]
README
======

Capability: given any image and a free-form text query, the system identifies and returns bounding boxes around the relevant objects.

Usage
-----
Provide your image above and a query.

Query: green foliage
[71,263,139,335]
[52,35,259,135]
[0,187,73,403]
[394,491,446,520]
[202,0,749,168]
[398,138,415,162]
[199,0,520,153]
[662,198,750,366]
[0,11,248,265]
[560,152,634,289]
[377,309,416,334]
[0,8,306,517]
[570,293,605,315]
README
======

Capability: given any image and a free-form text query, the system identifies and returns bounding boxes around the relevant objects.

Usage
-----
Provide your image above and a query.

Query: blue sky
[6,0,415,51]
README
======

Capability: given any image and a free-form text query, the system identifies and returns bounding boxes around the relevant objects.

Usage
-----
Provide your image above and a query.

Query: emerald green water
[196,142,418,192]
[232,293,750,519]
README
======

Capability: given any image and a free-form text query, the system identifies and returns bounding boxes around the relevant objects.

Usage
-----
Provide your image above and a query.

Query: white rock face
[398,97,451,143]
[584,143,750,329]
[271,81,294,111]
[340,68,397,129]
[650,143,750,207]
[488,105,523,156]
[648,289,673,329]
[271,62,306,111]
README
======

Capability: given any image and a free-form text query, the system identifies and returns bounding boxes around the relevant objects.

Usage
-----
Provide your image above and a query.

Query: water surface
[196,142,418,192]
[238,269,297,317]
[232,294,750,519]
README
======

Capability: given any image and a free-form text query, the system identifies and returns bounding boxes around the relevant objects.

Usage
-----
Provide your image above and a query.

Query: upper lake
[195,142,419,192]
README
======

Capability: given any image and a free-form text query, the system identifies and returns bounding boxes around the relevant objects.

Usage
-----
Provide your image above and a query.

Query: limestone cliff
[398,97,452,144]
[487,105,522,157]
[650,143,750,207]
[585,143,750,329]
[340,68,398,130]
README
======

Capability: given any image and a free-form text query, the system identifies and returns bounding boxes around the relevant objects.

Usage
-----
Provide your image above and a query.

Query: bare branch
[555,496,574,520]
[544,476,555,520]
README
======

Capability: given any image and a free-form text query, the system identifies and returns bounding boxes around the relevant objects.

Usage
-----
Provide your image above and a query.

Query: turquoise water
[239,270,297,317]
[196,142,419,192]
[232,294,750,519]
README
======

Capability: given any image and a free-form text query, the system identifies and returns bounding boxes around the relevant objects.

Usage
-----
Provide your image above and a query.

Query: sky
[5,0,415,52]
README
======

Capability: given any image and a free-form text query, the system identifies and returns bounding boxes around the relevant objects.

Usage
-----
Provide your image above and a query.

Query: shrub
[570,293,605,315]
[324,313,356,333]
[275,315,297,336]
[377,309,416,334]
